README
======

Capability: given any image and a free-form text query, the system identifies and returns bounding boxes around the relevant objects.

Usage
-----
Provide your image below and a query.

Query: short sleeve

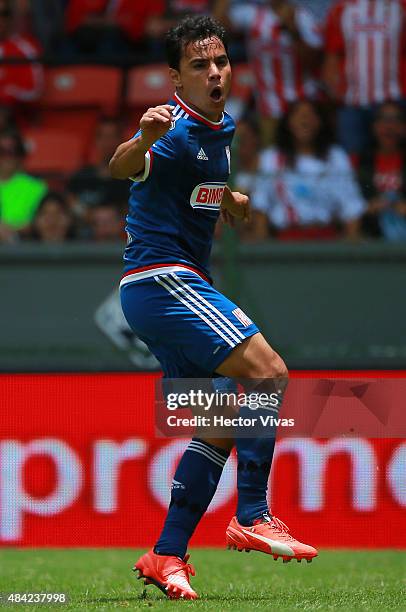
[130,125,182,182]
[130,150,153,183]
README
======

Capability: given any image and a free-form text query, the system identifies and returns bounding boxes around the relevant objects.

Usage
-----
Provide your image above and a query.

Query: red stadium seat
[39,109,99,156]
[126,64,173,108]
[40,108,99,134]
[42,66,123,112]
[23,128,85,175]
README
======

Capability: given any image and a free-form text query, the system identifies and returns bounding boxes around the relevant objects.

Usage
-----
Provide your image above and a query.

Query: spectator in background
[248,99,365,241]
[215,117,261,240]
[28,191,76,243]
[217,0,323,144]
[87,201,124,242]
[63,0,164,60]
[229,118,261,196]
[357,101,406,240]
[0,0,43,106]
[0,129,47,242]
[67,117,128,217]
[323,0,406,155]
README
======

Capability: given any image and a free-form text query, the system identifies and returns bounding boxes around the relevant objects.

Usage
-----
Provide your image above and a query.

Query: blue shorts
[120,269,259,377]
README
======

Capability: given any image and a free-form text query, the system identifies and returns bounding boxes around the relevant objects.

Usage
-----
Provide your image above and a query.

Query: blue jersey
[123,93,235,284]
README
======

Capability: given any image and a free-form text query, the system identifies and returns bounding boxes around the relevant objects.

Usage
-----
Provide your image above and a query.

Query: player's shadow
[86,592,276,603]
[203,594,276,602]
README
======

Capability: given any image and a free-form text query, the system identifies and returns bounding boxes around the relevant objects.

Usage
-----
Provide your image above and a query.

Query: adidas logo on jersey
[197,147,208,160]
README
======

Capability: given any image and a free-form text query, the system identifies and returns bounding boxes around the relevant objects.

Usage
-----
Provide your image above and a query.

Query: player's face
[170,37,231,121]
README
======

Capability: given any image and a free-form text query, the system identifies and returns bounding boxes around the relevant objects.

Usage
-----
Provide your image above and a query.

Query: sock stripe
[189,440,228,463]
[188,442,227,464]
[187,446,226,468]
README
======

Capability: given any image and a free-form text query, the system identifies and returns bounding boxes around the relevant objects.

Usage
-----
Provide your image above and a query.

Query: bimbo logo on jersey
[190,182,226,211]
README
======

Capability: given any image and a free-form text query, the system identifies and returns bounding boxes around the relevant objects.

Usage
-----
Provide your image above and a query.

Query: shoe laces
[181,554,196,578]
[254,513,293,541]
[167,553,196,581]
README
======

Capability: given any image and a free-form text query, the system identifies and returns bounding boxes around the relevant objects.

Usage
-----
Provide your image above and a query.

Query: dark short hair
[36,191,69,213]
[31,191,76,240]
[165,15,228,71]
[276,99,334,166]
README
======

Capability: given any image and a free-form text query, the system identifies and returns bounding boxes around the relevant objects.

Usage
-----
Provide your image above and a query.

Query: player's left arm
[220,186,251,226]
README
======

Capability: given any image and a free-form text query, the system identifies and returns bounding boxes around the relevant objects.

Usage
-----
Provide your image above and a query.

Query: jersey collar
[173,92,224,130]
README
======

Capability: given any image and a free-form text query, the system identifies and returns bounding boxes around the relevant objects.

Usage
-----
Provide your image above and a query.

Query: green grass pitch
[0,549,405,611]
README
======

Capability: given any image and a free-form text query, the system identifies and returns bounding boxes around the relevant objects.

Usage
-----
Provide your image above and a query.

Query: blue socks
[235,434,276,526]
[154,438,229,558]
[235,399,280,526]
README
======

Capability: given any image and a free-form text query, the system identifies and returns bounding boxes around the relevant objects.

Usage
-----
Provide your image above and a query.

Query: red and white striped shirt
[325,0,406,107]
[230,4,323,118]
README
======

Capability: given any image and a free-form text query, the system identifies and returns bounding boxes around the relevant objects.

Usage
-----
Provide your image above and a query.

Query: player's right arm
[109,104,174,180]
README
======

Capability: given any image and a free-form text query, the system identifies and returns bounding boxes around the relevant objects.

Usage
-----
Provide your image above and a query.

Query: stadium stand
[24,66,124,163]
[42,65,123,112]
[124,64,173,139]
[126,64,173,108]
[23,127,84,176]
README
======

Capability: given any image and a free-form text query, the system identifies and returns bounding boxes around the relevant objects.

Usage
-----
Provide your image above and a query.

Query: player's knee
[243,351,288,380]
[261,352,288,380]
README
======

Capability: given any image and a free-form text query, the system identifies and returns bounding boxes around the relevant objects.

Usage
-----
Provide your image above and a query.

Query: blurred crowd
[0,0,406,244]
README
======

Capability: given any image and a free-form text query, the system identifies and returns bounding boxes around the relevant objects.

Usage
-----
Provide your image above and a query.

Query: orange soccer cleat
[133,549,198,600]
[226,513,318,563]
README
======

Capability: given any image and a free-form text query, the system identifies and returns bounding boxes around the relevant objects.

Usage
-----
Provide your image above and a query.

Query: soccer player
[110,15,317,601]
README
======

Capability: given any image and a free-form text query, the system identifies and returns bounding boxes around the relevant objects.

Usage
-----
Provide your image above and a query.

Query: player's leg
[153,436,231,558]
[136,432,230,599]
[215,333,317,561]
[134,435,226,599]
[121,274,238,598]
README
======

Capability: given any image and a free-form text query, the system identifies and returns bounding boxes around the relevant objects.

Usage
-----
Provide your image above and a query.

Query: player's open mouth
[209,86,222,102]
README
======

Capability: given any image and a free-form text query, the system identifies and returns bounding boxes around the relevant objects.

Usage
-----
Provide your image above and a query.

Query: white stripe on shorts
[170,273,246,341]
[161,273,244,345]
[154,275,237,348]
